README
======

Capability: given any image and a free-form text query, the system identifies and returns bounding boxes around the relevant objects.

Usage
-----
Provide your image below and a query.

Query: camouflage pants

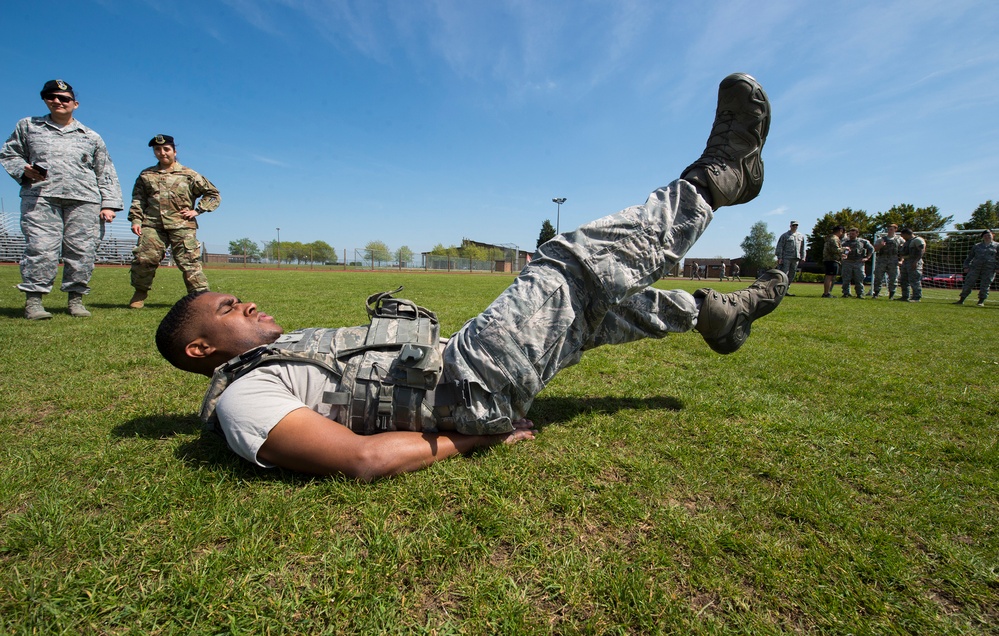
[778,258,799,285]
[899,261,923,299]
[17,196,101,294]
[872,257,899,296]
[841,261,866,296]
[130,226,208,293]
[960,262,997,301]
[443,179,712,434]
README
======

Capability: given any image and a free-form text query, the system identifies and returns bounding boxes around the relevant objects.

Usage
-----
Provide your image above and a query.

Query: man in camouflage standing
[840,227,873,298]
[897,228,926,302]
[128,135,221,308]
[872,223,904,299]
[821,225,847,298]
[954,229,998,307]
[775,220,806,295]
[0,79,123,319]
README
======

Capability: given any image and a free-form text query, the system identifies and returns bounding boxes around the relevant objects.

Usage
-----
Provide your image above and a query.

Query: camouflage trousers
[130,226,209,294]
[442,179,712,435]
[841,261,866,296]
[872,257,899,296]
[899,261,923,300]
[17,196,101,294]
[778,258,799,286]
[960,262,997,301]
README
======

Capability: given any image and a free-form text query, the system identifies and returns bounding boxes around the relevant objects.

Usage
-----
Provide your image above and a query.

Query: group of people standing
[0,80,221,320]
[821,223,924,300]
[776,219,996,304]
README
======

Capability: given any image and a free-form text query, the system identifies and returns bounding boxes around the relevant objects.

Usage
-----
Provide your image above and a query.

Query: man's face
[835,229,845,237]
[187,292,284,361]
[791,223,799,232]
[984,232,994,244]
[153,144,177,167]
[848,230,859,240]
[887,226,897,236]
[42,91,78,118]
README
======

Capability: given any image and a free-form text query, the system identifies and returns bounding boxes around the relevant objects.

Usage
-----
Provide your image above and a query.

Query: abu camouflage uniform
[209,178,712,442]
[898,235,926,300]
[775,229,806,285]
[959,240,999,303]
[128,162,220,293]
[873,234,904,297]
[840,236,873,297]
[442,179,710,434]
[0,115,123,294]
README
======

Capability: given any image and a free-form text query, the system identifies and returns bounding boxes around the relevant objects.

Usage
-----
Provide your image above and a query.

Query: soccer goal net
[905,229,999,292]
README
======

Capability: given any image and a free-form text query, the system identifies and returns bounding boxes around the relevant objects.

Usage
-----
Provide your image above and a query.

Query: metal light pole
[276,227,281,267]
[552,197,566,234]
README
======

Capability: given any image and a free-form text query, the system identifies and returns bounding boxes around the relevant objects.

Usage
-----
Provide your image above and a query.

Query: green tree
[872,203,951,241]
[396,246,414,266]
[228,238,261,261]
[805,208,873,263]
[460,240,487,262]
[283,240,305,264]
[739,221,776,274]
[537,219,556,248]
[306,240,335,264]
[364,240,391,265]
[955,200,999,231]
[430,243,448,256]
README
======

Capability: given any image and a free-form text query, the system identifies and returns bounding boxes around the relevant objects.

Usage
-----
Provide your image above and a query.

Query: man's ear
[185,337,216,360]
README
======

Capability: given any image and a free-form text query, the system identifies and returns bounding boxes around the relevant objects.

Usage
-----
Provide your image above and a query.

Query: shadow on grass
[173,435,347,484]
[112,413,202,438]
[111,395,684,482]
[87,302,177,310]
[528,395,683,427]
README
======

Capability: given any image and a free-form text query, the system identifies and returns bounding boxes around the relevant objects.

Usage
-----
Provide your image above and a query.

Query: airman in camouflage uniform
[840,227,873,298]
[775,220,806,294]
[0,80,123,319]
[955,229,998,307]
[821,225,847,298]
[128,135,220,308]
[898,228,926,302]
[872,223,904,298]
[155,73,788,478]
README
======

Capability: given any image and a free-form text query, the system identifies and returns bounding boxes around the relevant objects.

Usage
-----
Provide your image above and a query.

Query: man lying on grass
[156,73,787,481]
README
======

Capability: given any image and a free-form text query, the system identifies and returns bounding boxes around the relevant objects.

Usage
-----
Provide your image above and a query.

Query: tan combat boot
[129,289,149,309]
[681,73,771,209]
[25,292,53,320]
[68,292,92,318]
[694,269,788,354]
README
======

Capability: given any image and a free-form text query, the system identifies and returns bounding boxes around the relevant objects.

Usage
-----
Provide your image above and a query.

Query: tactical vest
[199,288,468,440]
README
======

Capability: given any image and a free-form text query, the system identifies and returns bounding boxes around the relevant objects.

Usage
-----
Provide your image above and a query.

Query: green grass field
[1,264,996,634]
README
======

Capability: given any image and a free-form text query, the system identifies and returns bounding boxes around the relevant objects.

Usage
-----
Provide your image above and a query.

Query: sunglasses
[43,94,75,103]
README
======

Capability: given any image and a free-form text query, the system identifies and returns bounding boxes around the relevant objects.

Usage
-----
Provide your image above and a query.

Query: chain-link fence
[1,211,525,274]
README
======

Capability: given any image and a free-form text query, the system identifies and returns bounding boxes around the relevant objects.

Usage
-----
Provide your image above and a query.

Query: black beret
[40,79,74,99]
[148,134,176,147]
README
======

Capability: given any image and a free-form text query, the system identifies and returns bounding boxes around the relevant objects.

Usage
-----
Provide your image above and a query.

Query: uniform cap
[149,134,175,147]
[40,79,74,99]
[790,220,799,225]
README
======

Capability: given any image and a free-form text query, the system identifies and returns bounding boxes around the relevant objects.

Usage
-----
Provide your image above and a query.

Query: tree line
[228,238,337,265]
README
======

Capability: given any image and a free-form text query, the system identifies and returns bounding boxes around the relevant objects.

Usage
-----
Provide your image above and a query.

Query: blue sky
[2,0,997,260]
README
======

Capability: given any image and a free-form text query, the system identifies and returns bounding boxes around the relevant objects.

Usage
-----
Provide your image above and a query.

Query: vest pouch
[391,343,443,390]
[344,350,431,434]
